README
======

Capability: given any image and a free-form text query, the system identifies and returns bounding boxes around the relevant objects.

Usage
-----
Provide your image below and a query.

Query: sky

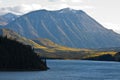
[0,0,120,33]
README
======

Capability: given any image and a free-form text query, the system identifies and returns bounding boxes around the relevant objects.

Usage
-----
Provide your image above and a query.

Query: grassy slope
[1,28,117,60]
[33,38,116,59]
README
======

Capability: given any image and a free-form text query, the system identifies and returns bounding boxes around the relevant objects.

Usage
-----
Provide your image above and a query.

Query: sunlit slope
[0,28,117,60]
[33,38,117,59]
[0,28,47,49]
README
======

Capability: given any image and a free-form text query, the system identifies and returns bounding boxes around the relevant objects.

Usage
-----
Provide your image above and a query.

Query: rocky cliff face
[5,8,120,48]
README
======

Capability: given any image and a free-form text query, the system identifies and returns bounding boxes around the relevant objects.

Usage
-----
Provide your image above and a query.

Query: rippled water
[0,60,120,80]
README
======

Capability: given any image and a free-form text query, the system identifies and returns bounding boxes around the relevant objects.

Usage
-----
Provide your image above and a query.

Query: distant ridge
[4,8,120,49]
[0,13,19,26]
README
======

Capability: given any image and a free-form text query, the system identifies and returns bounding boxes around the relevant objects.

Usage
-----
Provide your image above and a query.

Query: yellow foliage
[28,40,47,49]
[83,51,116,59]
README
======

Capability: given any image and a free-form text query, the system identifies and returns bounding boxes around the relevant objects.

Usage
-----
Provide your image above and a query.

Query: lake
[0,60,120,80]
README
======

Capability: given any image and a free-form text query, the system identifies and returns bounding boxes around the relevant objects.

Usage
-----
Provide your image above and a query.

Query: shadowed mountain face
[0,13,19,26]
[5,8,120,49]
[0,28,46,48]
[0,36,48,71]
[0,28,85,52]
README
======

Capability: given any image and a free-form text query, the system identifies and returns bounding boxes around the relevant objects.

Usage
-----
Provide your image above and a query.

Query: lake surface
[0,60,120,80]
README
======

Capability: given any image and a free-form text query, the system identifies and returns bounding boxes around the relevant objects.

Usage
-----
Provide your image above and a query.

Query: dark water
[0,60,120,80]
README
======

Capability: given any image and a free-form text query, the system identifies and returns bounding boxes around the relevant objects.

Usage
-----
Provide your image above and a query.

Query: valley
[0,8,120,62]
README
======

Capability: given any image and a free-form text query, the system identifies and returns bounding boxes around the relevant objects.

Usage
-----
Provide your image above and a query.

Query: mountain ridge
[0,13,19,26]
[4,8,120,49]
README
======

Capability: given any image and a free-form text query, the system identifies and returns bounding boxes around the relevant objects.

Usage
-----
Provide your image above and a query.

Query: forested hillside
[0,36,48,71]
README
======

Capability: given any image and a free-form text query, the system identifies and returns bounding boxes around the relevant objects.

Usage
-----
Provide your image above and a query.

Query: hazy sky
[0,0,120,33]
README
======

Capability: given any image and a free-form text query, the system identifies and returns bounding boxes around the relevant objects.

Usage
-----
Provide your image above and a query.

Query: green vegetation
[114,52,120,61]
[0,36,48,71]
[83,53,115,61]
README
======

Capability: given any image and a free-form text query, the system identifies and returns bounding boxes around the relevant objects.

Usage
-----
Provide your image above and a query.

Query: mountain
[0,28,117,60]
[0,28,86,51]
[0,28,47,49]
[0,36,48,71]
[0,28,90,59]
[33,38,60,48]
[5,8,120,49]
[0,13,19,26]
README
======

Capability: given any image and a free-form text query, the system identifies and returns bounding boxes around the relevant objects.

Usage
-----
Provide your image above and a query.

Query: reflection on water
[0,60,120,80]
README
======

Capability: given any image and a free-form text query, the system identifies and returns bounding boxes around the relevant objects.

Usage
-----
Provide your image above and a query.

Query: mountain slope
[0,36,48,71]
[5,8,120,48]
[0,28,117,60]
[0,28,86,52]
[0,13,19,26]
[33,38,59,48]
[0,28,47,49]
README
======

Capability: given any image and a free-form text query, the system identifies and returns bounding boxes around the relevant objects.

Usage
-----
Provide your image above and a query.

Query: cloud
[43,4,69,10]
[43,0,93,10]
[48,0,82,3]
[0,0,93,15]
[103,22,120,33]
[0,0,2,2]
[0,4,42,15]
[70,0,83,3]
[69,5,94,10]
[0,0,2,4]
[48,0,57,2]
[46,0,93,10]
